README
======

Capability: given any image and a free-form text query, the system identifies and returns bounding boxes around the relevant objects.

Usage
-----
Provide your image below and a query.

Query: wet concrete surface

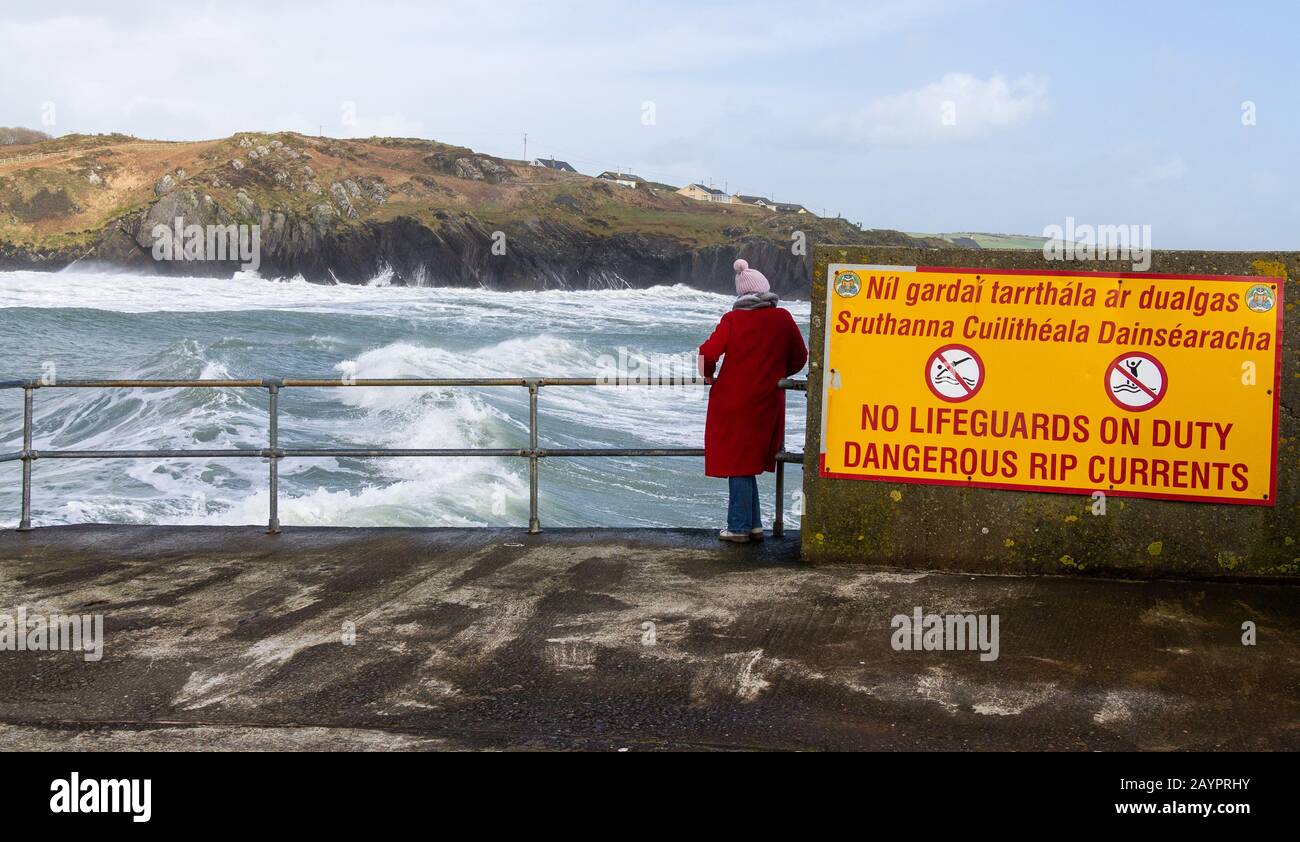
[0,525,1296,751]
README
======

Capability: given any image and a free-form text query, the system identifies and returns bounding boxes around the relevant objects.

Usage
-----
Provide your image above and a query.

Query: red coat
[699,305,808,477]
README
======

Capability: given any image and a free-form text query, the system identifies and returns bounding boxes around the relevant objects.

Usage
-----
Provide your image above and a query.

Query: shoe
[750,528,765,540]
[718,530,750,544]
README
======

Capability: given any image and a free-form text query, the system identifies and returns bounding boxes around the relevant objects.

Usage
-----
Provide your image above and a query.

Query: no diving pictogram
[1106,351,1167,412]
[925,343,984,403]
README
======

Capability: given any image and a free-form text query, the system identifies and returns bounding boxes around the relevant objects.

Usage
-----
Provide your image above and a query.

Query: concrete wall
[801,246,1298,578]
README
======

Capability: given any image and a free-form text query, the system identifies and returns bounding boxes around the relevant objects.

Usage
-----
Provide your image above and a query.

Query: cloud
[1130,157,1188,188]
[826,72,1049,144]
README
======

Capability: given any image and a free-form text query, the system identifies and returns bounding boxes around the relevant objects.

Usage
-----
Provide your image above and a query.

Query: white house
[533,158,577,173]
[597,171,645,188]
[735,194,777,210]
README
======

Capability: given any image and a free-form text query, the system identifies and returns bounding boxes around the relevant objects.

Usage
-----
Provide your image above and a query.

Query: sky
[2,0,1296,248]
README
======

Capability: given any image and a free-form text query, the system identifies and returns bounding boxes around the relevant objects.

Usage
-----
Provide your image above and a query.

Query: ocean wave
[0,269,807,528]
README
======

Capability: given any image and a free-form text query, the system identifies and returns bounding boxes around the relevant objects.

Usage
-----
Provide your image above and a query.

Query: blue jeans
[727,475,761,533]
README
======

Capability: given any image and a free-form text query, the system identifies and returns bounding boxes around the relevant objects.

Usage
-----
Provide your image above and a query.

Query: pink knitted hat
[733,258,770,295]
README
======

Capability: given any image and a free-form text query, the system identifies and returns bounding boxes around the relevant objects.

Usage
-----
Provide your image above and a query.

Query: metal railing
[1,376,806,536]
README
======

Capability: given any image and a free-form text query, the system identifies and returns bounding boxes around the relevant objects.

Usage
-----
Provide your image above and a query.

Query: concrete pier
[0,526,1296,750]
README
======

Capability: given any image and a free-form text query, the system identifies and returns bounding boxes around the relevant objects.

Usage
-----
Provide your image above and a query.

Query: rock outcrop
[1,199,933,295]
[0,131,947,293]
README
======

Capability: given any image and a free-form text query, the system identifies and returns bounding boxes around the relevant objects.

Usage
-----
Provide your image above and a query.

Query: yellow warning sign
[820,264,1283,505]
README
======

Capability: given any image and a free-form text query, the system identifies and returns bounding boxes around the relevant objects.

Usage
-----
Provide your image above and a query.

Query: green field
[909,231,1054,250]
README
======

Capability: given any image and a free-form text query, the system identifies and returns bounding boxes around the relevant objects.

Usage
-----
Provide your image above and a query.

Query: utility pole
[522,132,527,162]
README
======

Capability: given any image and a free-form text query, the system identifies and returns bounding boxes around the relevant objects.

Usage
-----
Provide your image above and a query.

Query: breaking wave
[0,269,808,528]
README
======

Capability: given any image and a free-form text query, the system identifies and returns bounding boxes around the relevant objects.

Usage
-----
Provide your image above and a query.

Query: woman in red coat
[698,259,808,543]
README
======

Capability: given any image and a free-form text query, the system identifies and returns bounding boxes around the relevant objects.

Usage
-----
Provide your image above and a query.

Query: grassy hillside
[910,231,1050,250]
[0,132,904,253]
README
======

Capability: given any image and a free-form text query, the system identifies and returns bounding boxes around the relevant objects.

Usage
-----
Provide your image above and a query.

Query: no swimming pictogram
[925,343,984,403]
[1106,351,1167,412]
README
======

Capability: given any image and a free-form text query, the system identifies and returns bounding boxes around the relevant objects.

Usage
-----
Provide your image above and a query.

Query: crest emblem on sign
[834,271,861,298]
[1245,284,1275,313]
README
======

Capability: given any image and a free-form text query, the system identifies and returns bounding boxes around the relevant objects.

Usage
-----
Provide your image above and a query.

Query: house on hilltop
[677,183,736,203]
[735,194,776,210]
[773,202,811,214]
[533,158,577,173]
[597,171,645,188]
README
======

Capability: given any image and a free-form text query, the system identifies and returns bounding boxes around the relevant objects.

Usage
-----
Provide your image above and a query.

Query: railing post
[773,458,784,538]
[527,379,540,534]
[17,382,33,531]
[264,377,282,534]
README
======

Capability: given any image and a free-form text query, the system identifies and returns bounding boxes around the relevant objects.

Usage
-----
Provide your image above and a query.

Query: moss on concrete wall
[801,246,1298,578]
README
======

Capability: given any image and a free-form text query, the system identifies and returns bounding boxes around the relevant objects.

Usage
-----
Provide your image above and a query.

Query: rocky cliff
[0,132,946,295]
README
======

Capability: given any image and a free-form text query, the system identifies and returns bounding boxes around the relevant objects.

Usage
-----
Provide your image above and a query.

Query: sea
[0,269,809,530]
